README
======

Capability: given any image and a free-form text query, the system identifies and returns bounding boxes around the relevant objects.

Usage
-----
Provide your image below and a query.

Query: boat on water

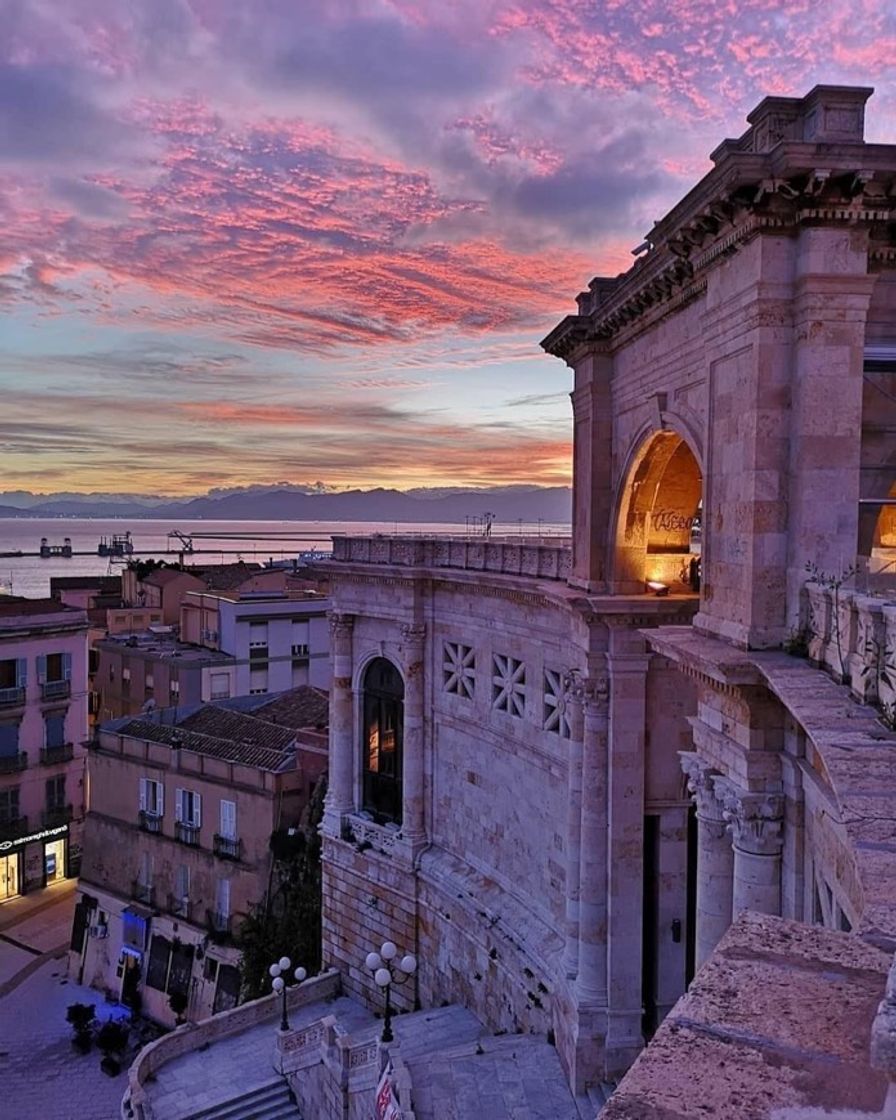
[98,532,135,558]
[40,537,73,558]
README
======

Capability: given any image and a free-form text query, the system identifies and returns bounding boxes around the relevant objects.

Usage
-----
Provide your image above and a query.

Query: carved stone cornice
[716,779,784,856]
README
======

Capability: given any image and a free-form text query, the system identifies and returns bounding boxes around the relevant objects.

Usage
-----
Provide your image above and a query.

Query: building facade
[180,588,331,695]
[72,689,327,1024]
[0,596,89,902]
[318,85,896,1101]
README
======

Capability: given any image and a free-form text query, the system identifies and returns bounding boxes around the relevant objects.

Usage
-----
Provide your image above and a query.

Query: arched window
[361,658,403,824]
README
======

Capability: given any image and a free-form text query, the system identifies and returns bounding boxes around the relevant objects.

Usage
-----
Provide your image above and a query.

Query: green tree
[237,776,326,1001]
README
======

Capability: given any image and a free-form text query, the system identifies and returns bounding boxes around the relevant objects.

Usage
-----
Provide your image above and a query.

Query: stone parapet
[124,971,341,1120]
[328,535,572,582]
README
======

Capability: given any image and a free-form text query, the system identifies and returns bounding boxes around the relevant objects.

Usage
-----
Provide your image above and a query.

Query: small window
[46,774,66,810]
[174,864,190,901]
[0,722,20,757]
[139,778,164,817]
[492,654,526,718]
[0,787,20,823]
[443,641,475,700]
[209,673,230,700]
[175,788,201,827]
[249,666,267,695]
[219,799,237,840]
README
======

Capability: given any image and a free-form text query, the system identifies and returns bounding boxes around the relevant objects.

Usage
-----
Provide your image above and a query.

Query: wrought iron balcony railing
[0,686,26,708]
[0,815,28,841]
[175,820,201,847]
[166,893,192,920]
[131,879,155,906]
[41,680,71,701]
[42,804,73,828]
[213,834,242,861]
[0,752,27,775]
[138,810,163,834]
[40,743,74,766]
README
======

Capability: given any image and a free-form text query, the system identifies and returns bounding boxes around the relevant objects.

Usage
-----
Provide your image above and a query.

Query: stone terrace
[601,912,892,1119]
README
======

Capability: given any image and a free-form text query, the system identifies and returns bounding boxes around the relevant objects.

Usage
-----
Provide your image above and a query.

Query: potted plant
[66,1002,96,1054]
[168,989,189,1026]
[97,1019,129,1077]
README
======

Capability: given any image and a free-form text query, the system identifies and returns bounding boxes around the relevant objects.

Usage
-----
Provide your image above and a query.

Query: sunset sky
[2,1,895,495]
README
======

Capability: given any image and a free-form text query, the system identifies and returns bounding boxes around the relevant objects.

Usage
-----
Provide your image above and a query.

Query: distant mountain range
[0,485,572,524]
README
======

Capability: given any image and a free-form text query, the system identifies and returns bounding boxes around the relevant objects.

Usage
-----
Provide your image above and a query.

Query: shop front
[0,823,70,899]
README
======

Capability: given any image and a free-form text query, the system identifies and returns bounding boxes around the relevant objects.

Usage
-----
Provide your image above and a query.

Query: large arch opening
[862,483,896,591]
[612,431,703,595]
[360,657,404,825]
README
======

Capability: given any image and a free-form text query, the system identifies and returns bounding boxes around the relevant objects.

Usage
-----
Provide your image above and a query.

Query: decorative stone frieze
[492,653,526,718]
[344,814,403,858]
[443,641,475,700]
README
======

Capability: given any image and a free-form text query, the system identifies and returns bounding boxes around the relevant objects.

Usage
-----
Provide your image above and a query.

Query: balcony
[138,810,163,834]
[175,821,201,847]
[42,804,73,828]
[213,834,242,861]
[131,879,156,907]
[41,680,71,702]
[0,686,25,708]
[0,816,28,841]
[166,893,192,920]
[0,752,26,775]
[206,909,232,944]
[40,743,74,766]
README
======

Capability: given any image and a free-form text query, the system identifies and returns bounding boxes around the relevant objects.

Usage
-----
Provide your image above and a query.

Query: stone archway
[611,431,703,594]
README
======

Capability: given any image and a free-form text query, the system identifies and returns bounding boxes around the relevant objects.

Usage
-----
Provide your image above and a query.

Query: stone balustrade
[122,971,341,1120]
[329,535,572,581]
[803,582,896,718]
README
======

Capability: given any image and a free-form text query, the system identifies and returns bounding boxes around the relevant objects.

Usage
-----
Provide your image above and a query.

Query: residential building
[94,629,237,721]
[121,561,293,626]
[0,595,88,902]
[71,686,329,1024]
[180,588,331,694]
[312,83,896,1111]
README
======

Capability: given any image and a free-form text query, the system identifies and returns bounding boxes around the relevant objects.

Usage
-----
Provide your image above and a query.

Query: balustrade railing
[40,743,74,766]
[803,583,896,721]
[330,535,572,581]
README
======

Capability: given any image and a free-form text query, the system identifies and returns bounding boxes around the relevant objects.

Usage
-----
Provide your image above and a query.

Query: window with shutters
[209,673,229,700]
[175,788,201,827]
[219,799,237,840]
[139,777,164,818]
[44,714,66,749]
[216,878,231,919]
[46,774,66,810]
[249,623,268,662]
[145,935,194,997]
[0,658,25,705]
[0,722,20,758]
[39,653,72,700]
[0,787,20,824]
[248,666,268,695]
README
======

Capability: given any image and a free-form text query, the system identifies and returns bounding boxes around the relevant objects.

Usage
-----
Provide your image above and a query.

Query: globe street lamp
[268,956,307,1032]
[365,941,416,1043]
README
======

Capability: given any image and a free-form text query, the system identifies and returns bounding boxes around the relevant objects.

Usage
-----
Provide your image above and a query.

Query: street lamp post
[365,941,417,1043]
[268,956,307,1032]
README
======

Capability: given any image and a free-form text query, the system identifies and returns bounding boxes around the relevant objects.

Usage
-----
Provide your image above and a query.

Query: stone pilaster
[568,347,613,591]
[563,672,585,979]
[400,622,426,850]
[718,781,784,918]
[680,752,734,968]
[323,612,354,835]
[606,632,650,1068]
[576,677,610,1009]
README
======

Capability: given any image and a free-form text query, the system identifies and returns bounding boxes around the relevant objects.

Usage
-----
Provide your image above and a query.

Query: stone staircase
[182,1078,300,1120]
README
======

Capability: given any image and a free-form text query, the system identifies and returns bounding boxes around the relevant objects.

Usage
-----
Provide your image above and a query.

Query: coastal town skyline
[3,1,895,496]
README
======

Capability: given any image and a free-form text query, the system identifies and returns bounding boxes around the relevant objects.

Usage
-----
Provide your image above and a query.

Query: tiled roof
[0,595,85,619]
[116,717,295,772]
[143,568,197,588]
[252,686,329,731]
[178,705,298,751]
[186,562,263,590]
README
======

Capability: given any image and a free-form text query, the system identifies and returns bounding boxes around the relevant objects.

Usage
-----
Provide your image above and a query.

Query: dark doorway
[686,804,697,985]
[641,814,659,1039]
[121,953,142,1008]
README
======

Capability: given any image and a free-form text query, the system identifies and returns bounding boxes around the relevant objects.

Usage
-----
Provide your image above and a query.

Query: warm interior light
[646,580,669,596]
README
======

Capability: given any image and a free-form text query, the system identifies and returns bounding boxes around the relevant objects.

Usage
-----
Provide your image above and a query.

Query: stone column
[680,752,734,969]
[606,632,650,1066]
[719,783,784,918]
[400,623,426,848]
[576,678,610,1007]
[563,674,585,978]
[323,612,354,835]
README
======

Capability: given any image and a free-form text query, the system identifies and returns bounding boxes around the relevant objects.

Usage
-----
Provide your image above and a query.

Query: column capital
[328,611,355,638]
[399,621,426,645]
[716,780,784,856]
[679,752,725,824]
[581,676,609,710]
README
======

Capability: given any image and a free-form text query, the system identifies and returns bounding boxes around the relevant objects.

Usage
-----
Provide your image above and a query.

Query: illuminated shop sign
[0,824,68,852]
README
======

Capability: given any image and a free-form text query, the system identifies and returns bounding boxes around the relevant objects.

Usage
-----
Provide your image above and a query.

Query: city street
[0,882,129,1119]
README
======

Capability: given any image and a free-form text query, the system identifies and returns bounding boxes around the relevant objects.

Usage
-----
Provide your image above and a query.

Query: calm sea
[0,518,570,598]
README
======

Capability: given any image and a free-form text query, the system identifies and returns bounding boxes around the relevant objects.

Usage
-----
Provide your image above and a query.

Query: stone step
[182,1079,299,1120]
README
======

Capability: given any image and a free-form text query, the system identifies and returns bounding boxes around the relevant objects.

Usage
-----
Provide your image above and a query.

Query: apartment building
[180,588,331,694]
[71,686,328,1024]
[0,596,88,902]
